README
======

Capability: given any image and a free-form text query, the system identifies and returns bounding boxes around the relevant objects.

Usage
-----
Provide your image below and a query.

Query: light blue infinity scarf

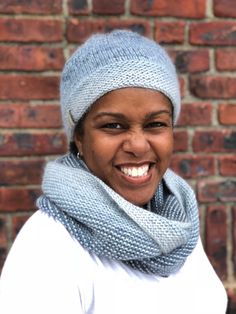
[37,153,199,276]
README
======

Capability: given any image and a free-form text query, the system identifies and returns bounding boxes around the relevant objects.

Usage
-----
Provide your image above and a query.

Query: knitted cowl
[37,153,199,277]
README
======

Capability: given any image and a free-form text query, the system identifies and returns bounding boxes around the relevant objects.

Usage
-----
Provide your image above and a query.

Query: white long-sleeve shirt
[0,210,227,314]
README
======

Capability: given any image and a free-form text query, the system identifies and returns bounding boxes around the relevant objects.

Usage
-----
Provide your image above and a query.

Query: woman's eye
[102,123,123,129]
[145,121,165,128]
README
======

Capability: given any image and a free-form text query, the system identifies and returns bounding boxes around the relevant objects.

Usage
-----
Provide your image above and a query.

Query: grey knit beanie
[60,30,181,142]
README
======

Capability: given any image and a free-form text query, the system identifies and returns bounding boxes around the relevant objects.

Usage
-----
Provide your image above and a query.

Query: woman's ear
[74,133,83,157]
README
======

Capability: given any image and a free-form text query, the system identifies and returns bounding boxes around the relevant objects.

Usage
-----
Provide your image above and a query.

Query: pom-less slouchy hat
[60,30,181,142]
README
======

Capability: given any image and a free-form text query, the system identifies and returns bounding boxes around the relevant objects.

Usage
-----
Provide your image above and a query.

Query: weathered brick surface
[0,159,46,185]
[0,75,59,100]
[216,49,236,71]
[92,0,125,14]
[0,18,63,42]
[0,132,67,157]
[218,104,236,125]
[67,19,151,43]
[214,0,236,18]
[218,155,236,176]
[198,180,236,202]
[190,22,236,46]
[205,205,227,280]
[131,0,206,18]
[177,103,212,126]
[193,130,236,152]
[0,0,235,299]
[190,76,236,99]
[0,46,64,71]
[0,0,62,14]
[173,131,188,152]
[155,22,185,44]
[0,188,41,212]
[0,104,62,128]
[169,50,209,73]
[68,0,89,15]
[170,155,215,178]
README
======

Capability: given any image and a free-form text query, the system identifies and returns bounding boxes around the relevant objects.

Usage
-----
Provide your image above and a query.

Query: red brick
[155,22,185,44]
[233,207,236,275]
[0,188,41,212]
[0,132,67,157]
[177,103,212,126]
[170,155,215,178]
[214,0,236,17]
[218,104,236,125]
[68,0,89,15]
[0,104,62,128]
[205,205,227,280]
[190,22,236,46]
[193,130,236,152]
[0,159,46,185]
[0,18,63,42]
[218,155,236,176]
[67,19,151,44]
[12,214,31,239]
[0,216,7,247]
[198,179,236,202]
[216,49,236,71]
[173,130,188,152]
[169,50,209,73]
[0,75,59,100]
[179,77,185,98]
[190,76,236,99]
[0,0,62,14]
[92,0,125,14]
[130,0,206,18]
[0,46,64,71]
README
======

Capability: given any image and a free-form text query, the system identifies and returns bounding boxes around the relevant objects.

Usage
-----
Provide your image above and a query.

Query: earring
[77,152,80,159]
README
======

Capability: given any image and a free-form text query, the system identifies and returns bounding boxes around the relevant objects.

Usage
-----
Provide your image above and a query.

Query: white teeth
[120,165,149,178]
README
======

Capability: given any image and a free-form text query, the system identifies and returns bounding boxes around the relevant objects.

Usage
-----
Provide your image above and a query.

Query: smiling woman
[0,30,227,314]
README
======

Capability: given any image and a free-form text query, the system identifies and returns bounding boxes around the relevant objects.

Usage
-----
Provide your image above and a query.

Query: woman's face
[74,88,174,206]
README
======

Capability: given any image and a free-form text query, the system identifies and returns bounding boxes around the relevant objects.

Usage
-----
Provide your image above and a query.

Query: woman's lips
[116,163,153,185]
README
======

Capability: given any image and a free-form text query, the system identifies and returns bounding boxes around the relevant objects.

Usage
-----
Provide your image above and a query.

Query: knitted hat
[60,30,181,142]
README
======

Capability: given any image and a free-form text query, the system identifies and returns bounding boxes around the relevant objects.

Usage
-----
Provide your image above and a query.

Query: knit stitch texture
[37,154,199,276]
[60,30,181,142]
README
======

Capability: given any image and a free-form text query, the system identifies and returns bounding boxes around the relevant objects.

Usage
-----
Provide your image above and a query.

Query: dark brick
[92,0,125,14]
[0,0,62,14]
[177,103,212,126]
[0,159,45,185]
[190,75,236,99]
[198,180,236,202]
[193,130,236,152]
[131,0,206,18]
[155,22,185,44]
[0,188,41,212]
[170,155,215,178]
[12,214,31,238]
[0,132,67,157]
[190,22,236,46]
[68,0,89,14]
[214,0,236,18]
[173,130,188,152]
[205,205,227,280]
[169,50,209,73]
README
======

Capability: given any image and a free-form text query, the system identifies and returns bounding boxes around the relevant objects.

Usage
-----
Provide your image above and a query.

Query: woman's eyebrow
[145,110,172,119]
[93,112,125,120]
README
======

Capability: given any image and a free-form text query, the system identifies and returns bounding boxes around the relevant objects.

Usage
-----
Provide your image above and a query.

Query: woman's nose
[122,130,150,157]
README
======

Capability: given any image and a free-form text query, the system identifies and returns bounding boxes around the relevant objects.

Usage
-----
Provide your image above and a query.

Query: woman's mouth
[119,164,149,178]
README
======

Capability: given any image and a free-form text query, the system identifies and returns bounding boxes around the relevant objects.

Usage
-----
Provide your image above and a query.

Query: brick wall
[0,0,236,311]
